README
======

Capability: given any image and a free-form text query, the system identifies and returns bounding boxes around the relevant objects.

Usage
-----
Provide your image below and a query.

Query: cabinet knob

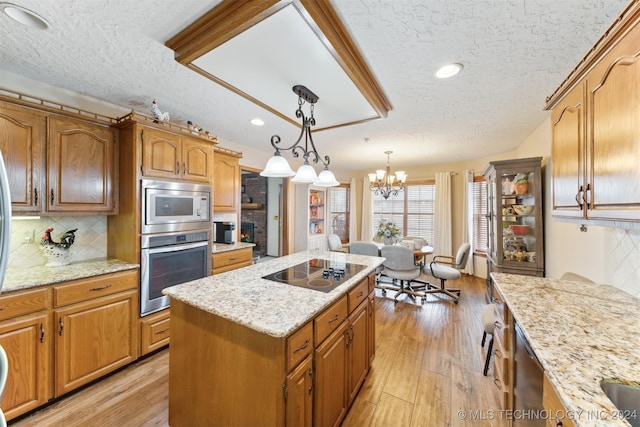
[50,188,54,205]
[34,188,38,206]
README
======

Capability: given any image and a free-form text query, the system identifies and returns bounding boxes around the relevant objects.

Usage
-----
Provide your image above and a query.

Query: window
[371,180,435,245]
[330,184,350,242]
[471,177,488,253]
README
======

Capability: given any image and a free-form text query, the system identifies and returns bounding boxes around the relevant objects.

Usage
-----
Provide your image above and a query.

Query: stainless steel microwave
[141,179,211,234]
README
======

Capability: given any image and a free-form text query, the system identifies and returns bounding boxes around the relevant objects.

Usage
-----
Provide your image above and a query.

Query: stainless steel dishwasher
[514,321,545,426]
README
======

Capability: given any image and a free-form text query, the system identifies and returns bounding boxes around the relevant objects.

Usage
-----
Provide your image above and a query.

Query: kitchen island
[163,250,384,427]
[492,273,640,427]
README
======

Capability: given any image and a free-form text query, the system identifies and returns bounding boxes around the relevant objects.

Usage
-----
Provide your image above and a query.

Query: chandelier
[368,151,407,199]
[260,85,339,187]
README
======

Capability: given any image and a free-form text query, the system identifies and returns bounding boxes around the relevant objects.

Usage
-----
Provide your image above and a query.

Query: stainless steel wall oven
[140,230,211,316]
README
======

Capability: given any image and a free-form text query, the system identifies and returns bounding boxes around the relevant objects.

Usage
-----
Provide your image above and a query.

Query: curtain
[349,177,357,243]
[462,170,474,275]
[361,176,372,241]
[434,172,452,257]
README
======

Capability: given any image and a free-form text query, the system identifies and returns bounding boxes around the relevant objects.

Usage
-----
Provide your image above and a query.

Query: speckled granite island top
[491,273,640,427]
[163,250,384,338]
[211,241,255,253]
[2,259,139,293]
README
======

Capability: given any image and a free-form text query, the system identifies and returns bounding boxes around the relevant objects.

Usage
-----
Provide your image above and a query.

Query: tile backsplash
[606,227,640,298]
[9,216,107,268]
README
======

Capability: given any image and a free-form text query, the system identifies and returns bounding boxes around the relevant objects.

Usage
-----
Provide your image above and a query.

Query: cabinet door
[347,301,369,404]
[182,138,213,183]
[285,355,313,427]
[47,116,116,213]
[55,290,137,396]
[213,151,239,211]
[586,24,640,221]
[0,104,44,212]
[0,312,50,421]
[367,292,375,365]
[314,321,348,427]
[141,127,181,179]
[550,84,586,218]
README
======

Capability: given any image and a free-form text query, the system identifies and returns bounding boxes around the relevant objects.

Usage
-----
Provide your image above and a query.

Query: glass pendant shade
[314,168,339,187]
[260,154,295,177]
[291,163,318,183]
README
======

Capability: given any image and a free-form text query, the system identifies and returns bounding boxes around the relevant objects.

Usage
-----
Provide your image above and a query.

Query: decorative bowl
[512,205,534,215]
[509,225,530,236]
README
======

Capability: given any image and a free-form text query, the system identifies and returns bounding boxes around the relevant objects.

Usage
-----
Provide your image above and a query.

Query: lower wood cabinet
[139,308,170,356]
[0,269,139,421]
[0,312,51,420]
[54,289,138,396]
[285,355,313,427]
[543,373,576,427]
[211,247,253,275]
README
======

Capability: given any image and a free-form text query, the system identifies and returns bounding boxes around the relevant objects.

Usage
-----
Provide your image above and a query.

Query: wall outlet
[23,229,35,244]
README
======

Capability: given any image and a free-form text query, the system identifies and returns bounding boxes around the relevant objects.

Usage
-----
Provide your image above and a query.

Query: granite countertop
[212,241,255,254]
[491,273,640,427]
[163,250,385,338]
[2,259,140,294]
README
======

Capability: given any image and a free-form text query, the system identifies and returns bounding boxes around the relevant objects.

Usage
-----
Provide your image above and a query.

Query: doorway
[240,168,287,257]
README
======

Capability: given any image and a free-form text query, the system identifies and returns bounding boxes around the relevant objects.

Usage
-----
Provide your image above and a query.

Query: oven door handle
[146,240,210,254]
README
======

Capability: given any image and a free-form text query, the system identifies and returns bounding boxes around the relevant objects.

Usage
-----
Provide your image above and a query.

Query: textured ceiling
[0,0,630,173]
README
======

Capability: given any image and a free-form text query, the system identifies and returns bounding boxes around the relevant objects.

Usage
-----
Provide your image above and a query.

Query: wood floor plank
[10,274,506,427]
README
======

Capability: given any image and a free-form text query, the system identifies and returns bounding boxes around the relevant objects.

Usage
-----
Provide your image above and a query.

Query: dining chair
[380,245,424,304]
[349,241,386,290]
[327,234,347,252]
[420,243,471,304]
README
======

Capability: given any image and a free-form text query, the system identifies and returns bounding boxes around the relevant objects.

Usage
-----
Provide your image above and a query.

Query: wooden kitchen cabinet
[142,126,213,183]
[213,148,241,212]
[285,355,313,427]
[211,247,253,274]
[0,102,44,213]
[47,116,118,213]
[139,308,170,356]
[546,4,640,222]
[53,270,138,396]
[543,373,576,427]
[0,286,51,421]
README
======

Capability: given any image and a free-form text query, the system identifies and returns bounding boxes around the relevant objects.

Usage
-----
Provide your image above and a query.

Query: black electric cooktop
[262,258,367,293]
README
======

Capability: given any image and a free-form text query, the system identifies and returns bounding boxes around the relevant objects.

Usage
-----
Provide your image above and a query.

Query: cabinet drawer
[368,274,375,293]
[53,270,138,307]
[348,279,368,312]
[492,347,509,410]
[212,248,252,269]
[0,288,50,321]
[140,309,170,355]
[314,296,348,346]
[286,321,313,372]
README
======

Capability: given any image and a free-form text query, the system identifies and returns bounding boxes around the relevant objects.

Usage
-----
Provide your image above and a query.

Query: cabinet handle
[308,367,313,395]
[349,325,354,343]
[575,185,584,210]
[59,317,64,336]
[555,417,563,426]
[50,188,54,205]
[344,329,351,349]
[40,323,45,343]
[183,162,186,175]
[229,257,237,261]
[357,291,363,297]
[90,284,112,291]
[293,338,310,353]
[493,320,502,330]
[154,328,170,335]
[176,161,180,174]
[34,188,38,206]
[584,183,591,207]
[328,314,340,323]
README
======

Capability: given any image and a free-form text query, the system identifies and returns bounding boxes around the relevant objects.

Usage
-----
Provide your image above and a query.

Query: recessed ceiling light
[0,3,49,29]
[435,63,463,79]
[250,118,265,126]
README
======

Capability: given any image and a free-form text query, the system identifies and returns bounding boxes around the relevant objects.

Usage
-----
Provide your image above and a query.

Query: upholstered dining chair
[327,234,347,252]
[380,245,424,304]
[348,241,384,286]
[420,243,471,304]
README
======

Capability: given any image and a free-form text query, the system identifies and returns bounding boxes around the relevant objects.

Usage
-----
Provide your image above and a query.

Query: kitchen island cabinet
[491,273,640,427]
[163,251,384,427]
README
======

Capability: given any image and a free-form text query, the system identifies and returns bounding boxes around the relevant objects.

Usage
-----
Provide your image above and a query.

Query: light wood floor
[11,274,506,427]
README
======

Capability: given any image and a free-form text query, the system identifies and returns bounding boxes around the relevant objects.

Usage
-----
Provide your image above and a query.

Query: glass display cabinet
[483,157,544,301]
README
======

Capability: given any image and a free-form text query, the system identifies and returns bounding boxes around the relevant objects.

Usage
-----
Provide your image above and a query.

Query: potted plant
[374,219,402,245]
[513,173,529,195]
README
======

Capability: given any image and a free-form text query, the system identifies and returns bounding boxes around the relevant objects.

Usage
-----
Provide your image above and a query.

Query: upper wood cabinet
[141,126,213,183]
[47,116,117,213]
[0,101,118,215]
[213,148,241,212]
[0,102,44,212]
[547,3,640,222]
